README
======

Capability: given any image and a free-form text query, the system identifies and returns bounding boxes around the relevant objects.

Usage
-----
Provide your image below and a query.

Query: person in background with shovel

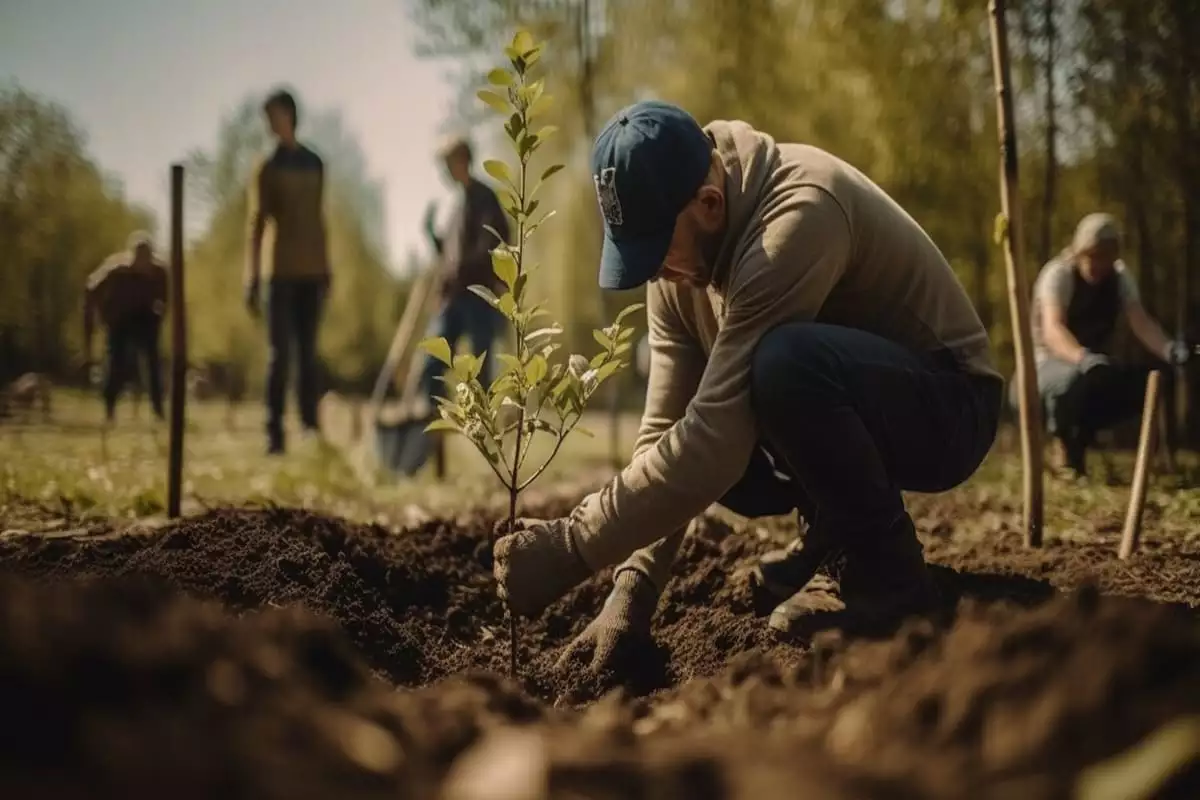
[418,136,511,412]
[1030,212,1191,478]
[245,89,331,456]
[84,231,168,425]
[492,100,1004,677]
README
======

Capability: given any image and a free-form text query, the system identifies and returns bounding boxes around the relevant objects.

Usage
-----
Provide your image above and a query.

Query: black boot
[838,512,940,624]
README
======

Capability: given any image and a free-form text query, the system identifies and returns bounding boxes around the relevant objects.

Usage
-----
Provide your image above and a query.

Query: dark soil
[1,491,1199,798]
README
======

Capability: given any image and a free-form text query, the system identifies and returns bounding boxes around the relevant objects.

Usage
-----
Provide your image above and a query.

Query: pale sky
[0,0,476,274]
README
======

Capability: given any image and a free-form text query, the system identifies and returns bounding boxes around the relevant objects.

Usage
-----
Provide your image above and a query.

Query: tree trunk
[1038,0,1057,266]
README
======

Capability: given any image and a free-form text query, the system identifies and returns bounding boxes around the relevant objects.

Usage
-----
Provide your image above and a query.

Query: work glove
[493,516,593,618]
[1078,351,1110,374]
[1164,340,1191,367]
[244,277,261,317]
[555,569,658,676]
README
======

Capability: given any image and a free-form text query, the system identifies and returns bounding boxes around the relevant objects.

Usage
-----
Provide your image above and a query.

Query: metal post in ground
[167,164,187,518]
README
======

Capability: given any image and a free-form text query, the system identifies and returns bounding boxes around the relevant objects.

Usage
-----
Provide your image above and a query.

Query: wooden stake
[989,0,1045,547]
[167,164,187,519]
[1119,370,1161,560]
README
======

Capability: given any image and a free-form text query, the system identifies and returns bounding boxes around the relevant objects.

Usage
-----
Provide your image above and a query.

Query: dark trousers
[420,290,503,399]
[265,278,327,442]
[1037,357,1149,446]
[720,323,1001,553]
[104,312,163,420]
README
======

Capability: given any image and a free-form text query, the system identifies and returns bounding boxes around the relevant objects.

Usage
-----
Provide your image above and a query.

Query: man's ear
[694,185,725,230]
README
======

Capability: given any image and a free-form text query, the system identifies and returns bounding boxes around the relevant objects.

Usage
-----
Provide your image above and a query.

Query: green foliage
[418,30,642,493]
[0,84,155,381]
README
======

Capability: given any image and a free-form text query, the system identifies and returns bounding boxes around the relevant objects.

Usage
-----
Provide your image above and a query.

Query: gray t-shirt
[1031,253,1139,365]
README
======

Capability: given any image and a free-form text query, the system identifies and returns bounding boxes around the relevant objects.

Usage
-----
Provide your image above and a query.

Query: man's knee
[750,323,842,426]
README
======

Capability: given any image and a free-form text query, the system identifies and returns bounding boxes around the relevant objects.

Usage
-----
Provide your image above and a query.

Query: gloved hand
[1078,351,1110,373]
[493,516,593,618]
[1164,340,1192,367]
[244,277,261,317]
[555,569,658,675]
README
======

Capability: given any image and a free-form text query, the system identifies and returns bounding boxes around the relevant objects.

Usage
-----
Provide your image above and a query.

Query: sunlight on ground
[2,390,1199,549]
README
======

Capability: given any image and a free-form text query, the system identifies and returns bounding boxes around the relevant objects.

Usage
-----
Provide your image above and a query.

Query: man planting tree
[492,100,1004,675]
[1029,212,1190,478]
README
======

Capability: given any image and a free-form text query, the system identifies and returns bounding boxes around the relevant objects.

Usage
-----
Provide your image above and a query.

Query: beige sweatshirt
[569,120,998,588]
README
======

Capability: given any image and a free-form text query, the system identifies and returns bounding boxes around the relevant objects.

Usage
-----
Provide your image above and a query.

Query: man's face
[132,242,152,263]
[656,186,726,287]
[1078,239,1118,283]
[265,103,294,140]
[441,151,471,185]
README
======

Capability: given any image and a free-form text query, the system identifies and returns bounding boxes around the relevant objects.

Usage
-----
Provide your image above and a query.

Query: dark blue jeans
[726,323,1002,550]
[420,290,504,400]
[265,278,327,441]
[104,311,163,420]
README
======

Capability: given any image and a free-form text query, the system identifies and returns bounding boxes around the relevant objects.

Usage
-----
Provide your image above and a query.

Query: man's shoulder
[263,143,324,171]
[87,253,129,290]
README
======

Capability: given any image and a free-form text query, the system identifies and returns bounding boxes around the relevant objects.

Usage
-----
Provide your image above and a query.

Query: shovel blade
[375,418,434,476]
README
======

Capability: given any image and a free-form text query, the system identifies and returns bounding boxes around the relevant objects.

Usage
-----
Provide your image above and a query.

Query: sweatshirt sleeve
[570,185,852,570]
[612,280,707,590]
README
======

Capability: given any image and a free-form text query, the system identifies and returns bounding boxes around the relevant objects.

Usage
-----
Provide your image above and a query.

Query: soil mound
[2,503,1200,797]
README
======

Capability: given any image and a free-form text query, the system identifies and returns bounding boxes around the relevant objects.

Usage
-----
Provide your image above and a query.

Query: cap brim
[597,228,674,291]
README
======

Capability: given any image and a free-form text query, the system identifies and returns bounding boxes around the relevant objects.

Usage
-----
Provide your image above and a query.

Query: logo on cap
[593,167,623,227]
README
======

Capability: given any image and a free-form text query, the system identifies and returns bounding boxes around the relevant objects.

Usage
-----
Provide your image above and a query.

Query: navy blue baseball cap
[590,100,713,290]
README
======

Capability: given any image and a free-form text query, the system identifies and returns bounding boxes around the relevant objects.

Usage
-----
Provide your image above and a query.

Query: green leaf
[615,302,646,324]
[540,163,564,183]
[452,354,476,380]
[596,360,623,383]
[512,30,535,57]
[589,352,608,369]
[470,351,486,379]
[419,337,453,366]
[513,273,528,304]
[615,342,631,356]
[528,92,554,118]
[535,125,559,142]
[525,355,548,386]
[525,325,563,343]
[574,425,595,438]
[498,292,517,317]
[492,250,518,289]
[617,327,635,341]
[525,210,557,238]
[487,68,513,86]
[593,329,613,349]
[526,199,540,217]
[467,284,501,309]
[506,112,523,138]
[425,418,461,433]
[499,192,521,220]
[477,90,509,113]
[524,44,545,67]
[483,159,513,183]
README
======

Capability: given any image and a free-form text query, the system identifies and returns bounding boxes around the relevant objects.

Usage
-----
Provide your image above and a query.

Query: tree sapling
[418,29,643,676]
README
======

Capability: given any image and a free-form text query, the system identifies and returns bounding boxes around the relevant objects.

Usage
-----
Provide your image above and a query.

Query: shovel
[369,268,446,476]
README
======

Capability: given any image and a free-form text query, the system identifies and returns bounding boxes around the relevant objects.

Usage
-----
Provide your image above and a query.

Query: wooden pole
[1119,370,1161,560]
[989,0,1044,547]
[167,164,187,518]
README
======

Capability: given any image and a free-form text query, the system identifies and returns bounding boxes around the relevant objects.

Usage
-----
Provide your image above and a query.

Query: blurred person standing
[84,231,168,423]
[419,136,511,406]
[245,89,331,455]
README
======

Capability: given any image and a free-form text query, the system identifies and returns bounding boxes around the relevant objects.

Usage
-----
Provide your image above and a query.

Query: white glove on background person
[1164,340,1191,367]
[1078,351,1111,373]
